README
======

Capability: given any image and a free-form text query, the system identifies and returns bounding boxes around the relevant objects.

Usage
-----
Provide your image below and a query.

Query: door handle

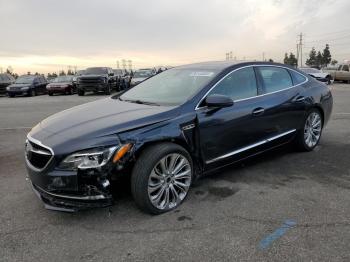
[252,107,265,116]
[294,96,305,102]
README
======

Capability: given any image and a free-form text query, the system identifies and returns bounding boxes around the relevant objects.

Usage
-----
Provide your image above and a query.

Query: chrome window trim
[206,129,296,164]
[25,134,55,172]
[195,65,308,110]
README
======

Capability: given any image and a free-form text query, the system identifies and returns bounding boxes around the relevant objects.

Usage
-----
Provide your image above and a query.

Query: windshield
[84,67,108,75]
[133,70,153,78]
[119,68,219,106]
[52,76,73,83]
[15,75,35,84]
[301,68,320,73]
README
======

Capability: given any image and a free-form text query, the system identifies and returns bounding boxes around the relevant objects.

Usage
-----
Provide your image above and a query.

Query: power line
[304,33,350,44]
[305,28,350,38]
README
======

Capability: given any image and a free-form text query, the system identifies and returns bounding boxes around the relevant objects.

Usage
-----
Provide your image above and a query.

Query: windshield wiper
[119,97,160,106]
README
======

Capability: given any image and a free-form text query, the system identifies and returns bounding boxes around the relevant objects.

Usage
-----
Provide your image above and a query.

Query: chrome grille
[25,137,54,171]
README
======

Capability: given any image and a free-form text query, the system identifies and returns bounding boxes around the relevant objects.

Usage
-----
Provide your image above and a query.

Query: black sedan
[7,75,48,97]
[25,61,333,214]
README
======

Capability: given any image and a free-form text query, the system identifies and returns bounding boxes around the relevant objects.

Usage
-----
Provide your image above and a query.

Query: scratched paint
[259,220,297,250]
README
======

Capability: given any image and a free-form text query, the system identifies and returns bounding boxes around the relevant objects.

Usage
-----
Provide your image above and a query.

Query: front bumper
[77,83,108,92]
[7,90,28,95]
[31,183,113,212]
[47,87,69,93]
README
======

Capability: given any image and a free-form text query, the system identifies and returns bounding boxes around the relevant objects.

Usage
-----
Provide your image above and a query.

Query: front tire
[295,109,323,151]
[131,143,193,215]
[105,84,111,95]
[28,89,36,97]
[77,89,85,96]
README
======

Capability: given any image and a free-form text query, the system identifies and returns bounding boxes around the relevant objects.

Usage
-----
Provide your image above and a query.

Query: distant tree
[268,58,274,62]
[27,72,31,75]
[67,69,74,75]
[284,52,297,66]
[52,72,58,77]
[59,70,66,76]
[306,47,317,67]
[331,59,338,65]
[34,72,40,75]
[315,51,323,68]
[322,44,332,67]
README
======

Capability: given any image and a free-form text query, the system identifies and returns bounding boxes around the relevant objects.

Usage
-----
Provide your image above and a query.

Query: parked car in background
[299,67,332,85]
[72,70,85,86]
[7,75,47,97]
[323,64,350,83]
[25,61,332,214]
[77,67,115,96]
[113,69,129,91]
[0,73,15,95]
[46,75,76,96]
[130,68,156,87]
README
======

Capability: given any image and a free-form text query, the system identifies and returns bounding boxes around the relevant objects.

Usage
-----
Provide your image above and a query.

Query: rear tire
[48,92,53,96]
[295,108,323,151]
[8,93,15,98]
[131,143,193,215]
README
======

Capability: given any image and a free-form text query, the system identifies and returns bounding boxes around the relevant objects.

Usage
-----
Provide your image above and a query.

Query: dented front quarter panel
[117,107,203,176]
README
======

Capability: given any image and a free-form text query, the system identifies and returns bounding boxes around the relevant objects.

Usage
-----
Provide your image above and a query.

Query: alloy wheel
[304,112,322,148]
[148,153,192,210]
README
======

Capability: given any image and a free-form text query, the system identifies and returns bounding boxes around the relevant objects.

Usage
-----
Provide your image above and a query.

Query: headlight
[21,86,29,90]
[58,144,132,171]
[58,146,118,170]
[6,86,11,91]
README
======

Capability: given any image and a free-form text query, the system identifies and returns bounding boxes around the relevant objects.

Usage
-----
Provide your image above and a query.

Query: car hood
[48,82,71,86]
[8,83,32,88]
[309,72,328,78]
[29,98,178,154]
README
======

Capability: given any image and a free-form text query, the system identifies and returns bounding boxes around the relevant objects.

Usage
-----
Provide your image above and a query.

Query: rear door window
[258,67,293,93]
[342,65,349,72]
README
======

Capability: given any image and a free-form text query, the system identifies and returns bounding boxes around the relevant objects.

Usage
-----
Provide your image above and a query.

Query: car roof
[174,60,291,71]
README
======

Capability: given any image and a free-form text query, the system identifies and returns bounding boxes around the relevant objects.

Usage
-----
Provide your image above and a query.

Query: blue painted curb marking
[259,219,297,250]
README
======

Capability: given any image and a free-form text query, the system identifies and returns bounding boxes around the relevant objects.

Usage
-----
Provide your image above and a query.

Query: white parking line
[0,127,31,130]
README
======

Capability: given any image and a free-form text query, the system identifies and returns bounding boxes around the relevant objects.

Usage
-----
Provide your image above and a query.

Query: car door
[254,66,306,146]
[197,66,269,168]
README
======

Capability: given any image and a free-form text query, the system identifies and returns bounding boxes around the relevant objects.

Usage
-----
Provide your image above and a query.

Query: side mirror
[205,94,234,108]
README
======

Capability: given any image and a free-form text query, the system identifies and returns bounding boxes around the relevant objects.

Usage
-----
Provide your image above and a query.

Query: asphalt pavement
[0,85,349,261]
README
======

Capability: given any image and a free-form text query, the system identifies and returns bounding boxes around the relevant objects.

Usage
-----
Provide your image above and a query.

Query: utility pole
[298,33,303,67]
[296,43,299,67]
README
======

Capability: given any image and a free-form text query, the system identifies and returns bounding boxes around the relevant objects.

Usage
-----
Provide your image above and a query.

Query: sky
[0,0,350,75]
